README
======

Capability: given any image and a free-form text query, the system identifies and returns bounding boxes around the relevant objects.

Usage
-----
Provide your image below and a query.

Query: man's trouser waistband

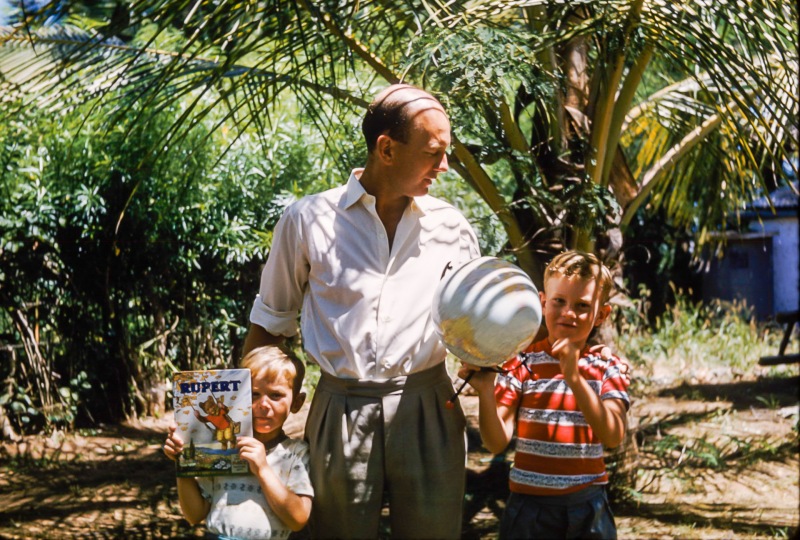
[318,362,449,397]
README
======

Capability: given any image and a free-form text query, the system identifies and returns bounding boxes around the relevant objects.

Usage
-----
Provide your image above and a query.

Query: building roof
[745,180,798,218]
[750,181,798,209]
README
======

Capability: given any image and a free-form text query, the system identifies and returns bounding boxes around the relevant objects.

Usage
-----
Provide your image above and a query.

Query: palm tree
[1,0,797,287]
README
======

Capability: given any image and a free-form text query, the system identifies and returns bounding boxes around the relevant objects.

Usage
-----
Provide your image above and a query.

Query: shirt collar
[343,169,367,209]
[342,168,430,216]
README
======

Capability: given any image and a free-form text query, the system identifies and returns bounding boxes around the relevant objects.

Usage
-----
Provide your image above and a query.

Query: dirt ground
[0,366,797,539]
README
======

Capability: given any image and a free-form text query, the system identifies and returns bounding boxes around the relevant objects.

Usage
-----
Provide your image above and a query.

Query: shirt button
[381,315,392,323]
[382,359,392,369]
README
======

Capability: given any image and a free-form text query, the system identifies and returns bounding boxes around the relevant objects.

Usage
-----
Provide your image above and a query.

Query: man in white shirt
[243,84,481,539]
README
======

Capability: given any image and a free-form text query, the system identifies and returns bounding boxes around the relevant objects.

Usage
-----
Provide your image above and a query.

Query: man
[243,84,480,539]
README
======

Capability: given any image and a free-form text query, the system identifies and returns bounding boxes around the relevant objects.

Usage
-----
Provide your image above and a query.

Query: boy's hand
[237,436,269,476]
[551,338,582,382]
[163,424,184,461]
[457,362,497,395]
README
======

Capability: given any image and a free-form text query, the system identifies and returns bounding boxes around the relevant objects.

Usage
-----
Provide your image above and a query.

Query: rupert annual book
[172,369,252,477]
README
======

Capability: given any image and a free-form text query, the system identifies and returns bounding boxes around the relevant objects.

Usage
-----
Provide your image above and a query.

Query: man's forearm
[242,324,285,358]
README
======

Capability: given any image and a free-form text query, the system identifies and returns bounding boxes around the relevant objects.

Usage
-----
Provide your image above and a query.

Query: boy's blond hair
[544,250,615,304]
[240,346,305,396]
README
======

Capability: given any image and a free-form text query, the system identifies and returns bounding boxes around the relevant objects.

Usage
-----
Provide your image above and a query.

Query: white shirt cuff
[249,295,299,337]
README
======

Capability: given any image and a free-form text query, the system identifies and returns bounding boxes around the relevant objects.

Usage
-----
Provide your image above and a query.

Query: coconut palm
[1,0,797,285]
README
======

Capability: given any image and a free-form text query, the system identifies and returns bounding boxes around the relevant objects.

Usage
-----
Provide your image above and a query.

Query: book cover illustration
[172,368,253,477]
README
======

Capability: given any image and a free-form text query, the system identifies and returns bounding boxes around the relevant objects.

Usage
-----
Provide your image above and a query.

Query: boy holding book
[163,346,313,540]
[460,250,630,539]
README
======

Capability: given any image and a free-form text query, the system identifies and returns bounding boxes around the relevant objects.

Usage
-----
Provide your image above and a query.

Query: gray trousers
[305,363,466,539]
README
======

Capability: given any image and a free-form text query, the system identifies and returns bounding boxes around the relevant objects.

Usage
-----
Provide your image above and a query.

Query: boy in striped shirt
[460,250,629,539]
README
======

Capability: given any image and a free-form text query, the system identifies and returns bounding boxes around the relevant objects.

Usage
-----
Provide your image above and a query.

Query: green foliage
[771,527,792,539]
[407,26,561,204]
[0,383,41,429]
[560,179,622,236]
[430,171,508,257]
[407,26,551,136]
[755,394,781,410]
[649,434,724,470]
[51,372,92,427]
[615,285,781,374]
[0,93,340,427]
[637,423,796,476]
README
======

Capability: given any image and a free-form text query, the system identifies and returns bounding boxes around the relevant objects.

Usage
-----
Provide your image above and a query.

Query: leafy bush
[0,96,338,428]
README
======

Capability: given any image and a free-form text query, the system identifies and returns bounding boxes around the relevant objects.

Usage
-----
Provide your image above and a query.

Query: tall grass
[615,285,791,379]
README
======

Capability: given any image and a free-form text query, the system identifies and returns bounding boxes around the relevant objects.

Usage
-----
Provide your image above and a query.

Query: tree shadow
[462,425,509,539]
[0,438,191,538]
[635,408,728,435]
[615,501,799,538]
[658,375,799,410]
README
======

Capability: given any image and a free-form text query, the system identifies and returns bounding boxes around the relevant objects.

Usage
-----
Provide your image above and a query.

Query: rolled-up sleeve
[249,203,308,337]
[249,295,300,337]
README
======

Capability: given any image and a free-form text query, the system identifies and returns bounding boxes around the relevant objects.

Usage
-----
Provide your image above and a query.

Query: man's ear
[375,134,394,164]
[593,304,612,327]
[291,392,306,414]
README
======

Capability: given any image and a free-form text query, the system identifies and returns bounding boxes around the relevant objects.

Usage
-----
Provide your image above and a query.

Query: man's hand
[588,344,632,385]
[163,424,184,462]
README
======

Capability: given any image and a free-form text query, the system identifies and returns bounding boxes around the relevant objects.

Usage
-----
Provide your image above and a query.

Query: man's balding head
[362,84,447,153]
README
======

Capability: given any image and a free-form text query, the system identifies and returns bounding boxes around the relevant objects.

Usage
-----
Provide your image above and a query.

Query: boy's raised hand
[550,338,583,382]
[163,424,184,461]
[237,436,270,476]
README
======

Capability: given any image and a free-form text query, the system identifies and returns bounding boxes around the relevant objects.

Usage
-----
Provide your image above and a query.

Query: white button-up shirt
[250,169,481,379]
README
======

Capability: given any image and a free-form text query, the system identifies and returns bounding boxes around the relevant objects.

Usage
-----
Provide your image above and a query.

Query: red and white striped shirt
[495,339,630,496]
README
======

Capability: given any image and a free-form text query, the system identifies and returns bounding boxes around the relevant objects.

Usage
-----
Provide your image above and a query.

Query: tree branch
[587,0,644,186]
[297,1,400,84]
[451,137,538,276]
[601,43,653,186]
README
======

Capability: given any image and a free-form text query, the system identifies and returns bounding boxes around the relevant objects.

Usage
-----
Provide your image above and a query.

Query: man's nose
[434,152,449,173]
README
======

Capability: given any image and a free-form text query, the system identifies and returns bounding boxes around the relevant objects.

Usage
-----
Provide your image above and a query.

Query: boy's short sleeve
[283,439,314,498]
[600,355,631,410]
